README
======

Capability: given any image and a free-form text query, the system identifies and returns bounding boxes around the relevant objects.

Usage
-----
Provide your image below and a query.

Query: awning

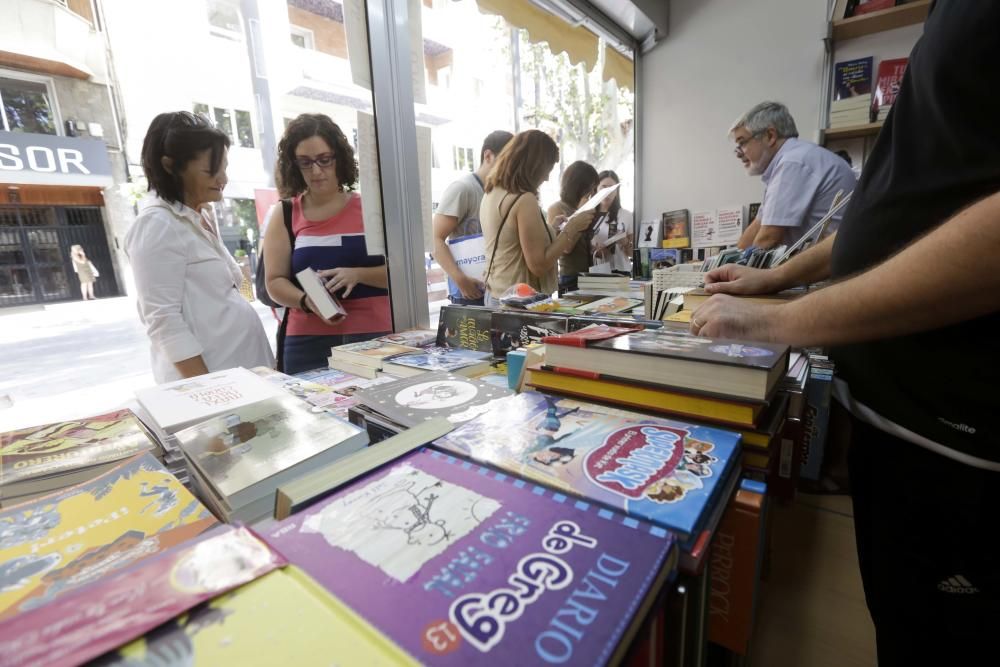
[476,0,634,91]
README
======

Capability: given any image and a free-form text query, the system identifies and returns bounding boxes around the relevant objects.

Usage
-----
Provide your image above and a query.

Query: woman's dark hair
[598,169,621,224]
[559,161,599,209]
[485,129,559,195]
[275,114,358,198]
[141,111,230,204]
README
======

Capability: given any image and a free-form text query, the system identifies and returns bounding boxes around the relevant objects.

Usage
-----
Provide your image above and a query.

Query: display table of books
[0,302,836,666]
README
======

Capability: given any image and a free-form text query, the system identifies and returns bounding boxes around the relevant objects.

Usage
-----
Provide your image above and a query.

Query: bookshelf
[831,0,931,42]
[822,121,883,142]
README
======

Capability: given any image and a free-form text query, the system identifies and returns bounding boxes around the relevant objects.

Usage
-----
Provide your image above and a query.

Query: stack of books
[174,392,369,523]
[577,272,630,292]
[0,408,166,507]
[328,340,421,378]
[381,346,493,378]
[831,56,874,128]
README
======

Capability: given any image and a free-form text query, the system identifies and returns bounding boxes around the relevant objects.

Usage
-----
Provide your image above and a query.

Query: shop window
[452,146,474,172]
[0,77,58,135]
[207,0,243,40]
[214,108,234,142]
[234,110,255,148]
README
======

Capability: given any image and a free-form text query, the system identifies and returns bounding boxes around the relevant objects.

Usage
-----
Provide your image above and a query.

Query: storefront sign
[0,131,113,187]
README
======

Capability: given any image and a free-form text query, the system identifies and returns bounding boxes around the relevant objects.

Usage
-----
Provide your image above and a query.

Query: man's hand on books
[689,294,782,342]
[456,274,484,300]
[704,264,782,296]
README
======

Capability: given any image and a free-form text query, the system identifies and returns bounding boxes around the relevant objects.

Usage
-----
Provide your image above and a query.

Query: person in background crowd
[432,130,513,306]
[480,130,595,305]
[591,170,633,275]
[70,245,97,300]
[263,113,390,374]
[692,4,1000,662]
[125,111,273,383]
[546,160,600,293]
[732,101,856,250]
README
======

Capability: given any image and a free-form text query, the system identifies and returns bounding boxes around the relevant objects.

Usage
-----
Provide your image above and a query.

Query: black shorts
[848,417,1000,665]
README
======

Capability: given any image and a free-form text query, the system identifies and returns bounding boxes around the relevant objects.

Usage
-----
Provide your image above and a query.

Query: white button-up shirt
[125,195,274,384]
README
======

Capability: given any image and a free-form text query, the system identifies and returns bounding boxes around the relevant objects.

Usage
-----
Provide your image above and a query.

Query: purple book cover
[0,526,285,667]
[263,448,675,666]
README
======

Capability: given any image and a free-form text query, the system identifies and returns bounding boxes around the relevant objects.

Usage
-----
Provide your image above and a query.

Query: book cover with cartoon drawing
[0,526,285,667]
[263,447,675,666]
[433,392,741,538]
[354,371,511,429]
[0,409,156,486]
[88,567,417,667]
[175,395,367,508]
[0,452,216,619]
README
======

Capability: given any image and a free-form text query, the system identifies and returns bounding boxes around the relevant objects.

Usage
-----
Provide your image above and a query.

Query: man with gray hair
[731,101,856,250]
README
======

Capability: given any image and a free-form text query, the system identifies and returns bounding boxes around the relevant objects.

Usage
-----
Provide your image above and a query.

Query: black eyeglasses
[294,153,335,170]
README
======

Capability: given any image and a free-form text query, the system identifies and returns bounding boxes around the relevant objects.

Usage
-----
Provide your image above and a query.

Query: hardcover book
[490,310,568,357]
[175,394,368,511]
[433,392,741,538]
[0,452,217,619]
[134,367,285,434]
[263,447,676,666]
[353,371,511,428]
[0,409,157,500]
[436,305,494,352]
[90,567,417,666]
[0,525,285,667]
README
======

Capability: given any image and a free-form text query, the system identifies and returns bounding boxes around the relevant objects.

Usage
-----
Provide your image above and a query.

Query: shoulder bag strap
[483,193,525,286]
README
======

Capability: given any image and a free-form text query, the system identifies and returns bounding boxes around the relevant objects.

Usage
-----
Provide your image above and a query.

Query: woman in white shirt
[125,111,273,383]
[591,170,634,275]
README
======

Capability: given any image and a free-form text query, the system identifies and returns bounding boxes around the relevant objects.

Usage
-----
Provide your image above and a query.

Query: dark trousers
[448,294,484,306]
[282,332,389,376]
[848,417,1000,665]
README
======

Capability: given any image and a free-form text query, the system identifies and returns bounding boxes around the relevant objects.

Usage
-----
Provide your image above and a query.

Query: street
[0,296,279,432]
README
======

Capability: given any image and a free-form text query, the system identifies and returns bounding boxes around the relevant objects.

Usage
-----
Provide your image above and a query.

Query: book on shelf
[637,219,662,248]
[524,365,766,428]
[433,391,742,540]
[0,525,286,667]
[382,346,493,378]
[832,57,873,127]
[0,452,217,620]
[296,267,347,320]
[544,328,790,402]
[134,367,285,435]
[174,393,368,523]
[661,209,691,248]
[490,310,568,357]
[353,370,512,429]
[0,409,160,506]
[871,57,908,122]
[436,304,494,352]
[846,0,896,18]
[91,567,418,666]
[263,446,677,666]
[377,329,437,348]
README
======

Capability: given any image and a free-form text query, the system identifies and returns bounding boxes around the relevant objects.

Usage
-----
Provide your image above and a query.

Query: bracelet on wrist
[299,293,312,314]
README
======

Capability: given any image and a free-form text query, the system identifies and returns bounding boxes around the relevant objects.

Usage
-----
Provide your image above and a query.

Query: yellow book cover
[99,567,417,666]
[662,237,690,249]
[665,309,693,323]
[0,452,216,619]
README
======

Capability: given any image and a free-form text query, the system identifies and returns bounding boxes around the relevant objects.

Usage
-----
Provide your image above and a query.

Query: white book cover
[296,267,347,320]
[637,219,661,248]
[691,210,719,248]
[135,367,285,434]
[716,206,744,246]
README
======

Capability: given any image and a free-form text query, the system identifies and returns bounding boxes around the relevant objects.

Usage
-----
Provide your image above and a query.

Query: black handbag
[254,200,294,308]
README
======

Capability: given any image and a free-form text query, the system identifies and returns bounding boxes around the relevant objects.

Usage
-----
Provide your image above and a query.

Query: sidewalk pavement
[0,296,279,432]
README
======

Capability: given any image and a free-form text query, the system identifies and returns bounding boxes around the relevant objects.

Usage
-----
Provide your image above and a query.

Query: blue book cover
[834,56,873,100]
[432,392,741,539]
[385,347,492,373]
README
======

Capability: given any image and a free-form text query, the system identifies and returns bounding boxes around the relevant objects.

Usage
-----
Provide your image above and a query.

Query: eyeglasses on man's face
[733,132,763,156]
[295,153,335,170]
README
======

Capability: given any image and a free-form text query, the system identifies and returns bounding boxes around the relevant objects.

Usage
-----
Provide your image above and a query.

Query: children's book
[0,525,285,667]
[0,409,158,502]
[89,567,417,667]
[263,447,676,666]
[0,452,217,619]
[353,371,512,428]
[433,392,741,539]
[134,367,285,434]
[329,340,420,370]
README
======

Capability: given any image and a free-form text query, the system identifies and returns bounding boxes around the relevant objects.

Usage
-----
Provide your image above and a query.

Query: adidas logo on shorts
[937,575,979,594]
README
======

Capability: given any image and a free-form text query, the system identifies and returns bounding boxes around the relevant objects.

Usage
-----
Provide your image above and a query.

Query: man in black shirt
[688,2,1000,663]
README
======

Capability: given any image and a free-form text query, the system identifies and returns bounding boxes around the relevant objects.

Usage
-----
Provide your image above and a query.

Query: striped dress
[286,192,392,337]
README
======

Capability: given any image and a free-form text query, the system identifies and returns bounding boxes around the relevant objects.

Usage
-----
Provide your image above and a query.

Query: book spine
[540,336,588,347]
[708,495,765,655]
[549,365,603,380]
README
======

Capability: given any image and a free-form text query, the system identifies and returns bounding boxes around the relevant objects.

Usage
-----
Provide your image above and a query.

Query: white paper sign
[573,183,620,216]
[447,234,486,281]
[343,0,371,90]
[691,210,718,248]
[716,206,744,246]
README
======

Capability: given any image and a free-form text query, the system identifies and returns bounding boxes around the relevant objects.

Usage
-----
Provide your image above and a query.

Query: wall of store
[638,0,829,220]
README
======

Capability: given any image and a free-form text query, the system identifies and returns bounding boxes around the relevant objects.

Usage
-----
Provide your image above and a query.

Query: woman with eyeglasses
[262,113,390,374]
[125,111,273,383]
